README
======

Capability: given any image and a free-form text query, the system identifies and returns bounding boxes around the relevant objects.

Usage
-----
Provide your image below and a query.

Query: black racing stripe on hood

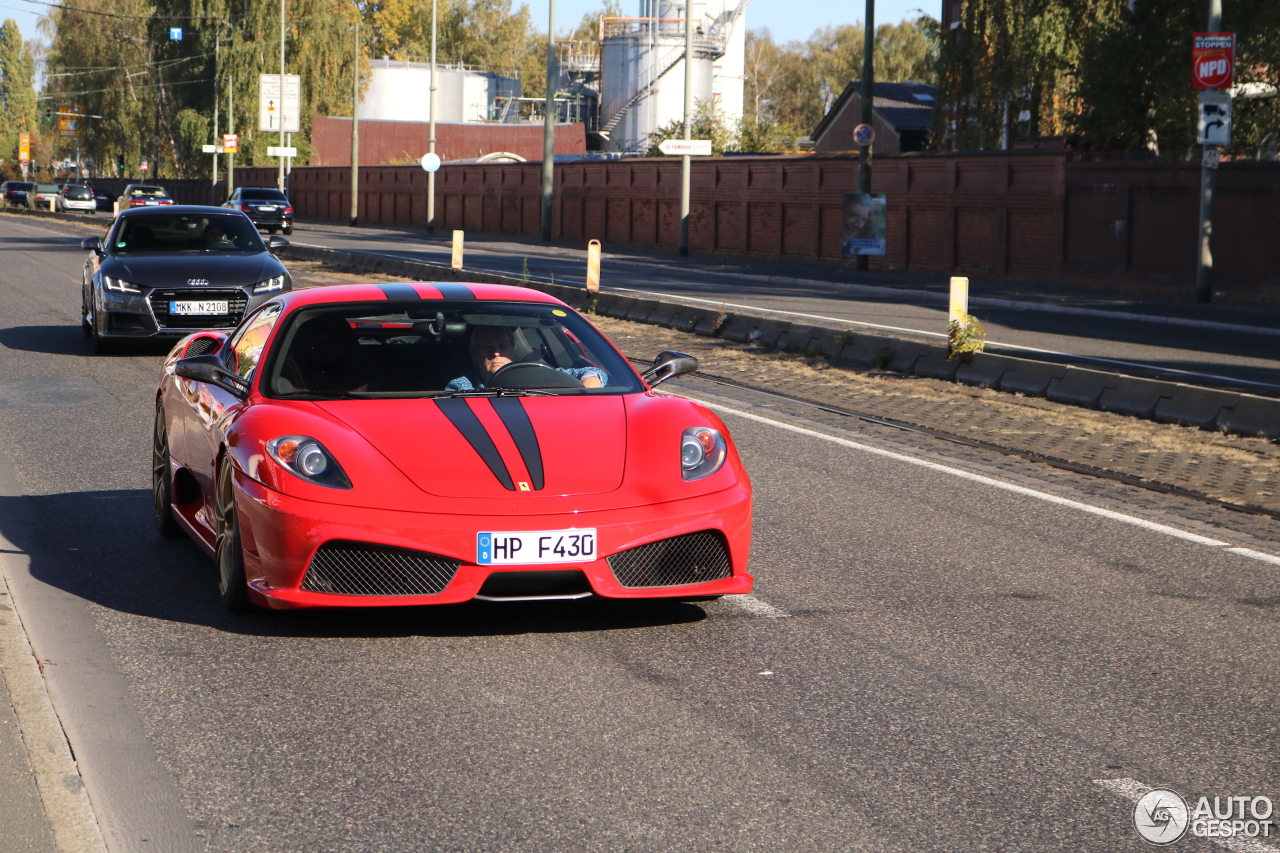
[433,283,474,299]
[434,398,515,491]
[379,283,419,300]
[489,397,544,490]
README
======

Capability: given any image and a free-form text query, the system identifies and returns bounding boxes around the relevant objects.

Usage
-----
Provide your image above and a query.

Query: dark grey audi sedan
[80,206,292,353]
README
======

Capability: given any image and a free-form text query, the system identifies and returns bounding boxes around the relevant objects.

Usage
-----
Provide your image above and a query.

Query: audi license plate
[170,300,229,315]
[257,205,276,211]
[477,528,597,565]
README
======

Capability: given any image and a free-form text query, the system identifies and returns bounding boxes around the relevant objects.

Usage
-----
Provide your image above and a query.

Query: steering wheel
[489,361,583,389]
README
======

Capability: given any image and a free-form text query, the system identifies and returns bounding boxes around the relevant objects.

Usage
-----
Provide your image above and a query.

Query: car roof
[273,282,568,312]
[116,204,247,217]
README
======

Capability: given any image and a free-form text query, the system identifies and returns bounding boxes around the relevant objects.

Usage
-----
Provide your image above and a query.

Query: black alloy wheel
[153,402,183,538]
[215,459,252,612]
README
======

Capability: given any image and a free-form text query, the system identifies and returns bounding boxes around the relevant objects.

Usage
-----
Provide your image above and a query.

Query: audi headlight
[266,436,352,489]
[680,427,727,481]
[101,275,141,293]
[254,275,286,293]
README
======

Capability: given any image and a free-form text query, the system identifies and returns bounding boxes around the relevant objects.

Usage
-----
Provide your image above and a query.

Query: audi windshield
[111,213,266,254]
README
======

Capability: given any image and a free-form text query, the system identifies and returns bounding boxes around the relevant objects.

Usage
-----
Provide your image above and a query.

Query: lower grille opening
[301,540,461,596]
[606,530,733,589]
[477,570,592,599]
[106,313,151,332]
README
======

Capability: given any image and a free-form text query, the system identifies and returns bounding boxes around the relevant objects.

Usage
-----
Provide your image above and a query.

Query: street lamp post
[1195,0,1223,304]
[278,0,287,191]
[540,0,555,242]
[427,0,437,233]
[856,0,875,273]
[350,20,360,226]
[678,0,693,257]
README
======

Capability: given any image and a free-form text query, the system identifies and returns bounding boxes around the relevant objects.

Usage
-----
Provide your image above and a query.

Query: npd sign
[1193,32,1235,89]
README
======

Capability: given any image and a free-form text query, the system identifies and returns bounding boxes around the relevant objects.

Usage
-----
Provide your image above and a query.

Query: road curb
[0,572,108,853]
[274,243,1280,442]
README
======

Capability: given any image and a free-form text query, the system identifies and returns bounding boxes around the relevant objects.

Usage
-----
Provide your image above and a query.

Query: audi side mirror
[174,354,249,400]
[642,350,699,389]
[267,236,289,250]
[80,237,102,252]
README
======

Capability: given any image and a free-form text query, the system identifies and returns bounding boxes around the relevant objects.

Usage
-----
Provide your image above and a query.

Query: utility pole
[678,0,693,257]
[227,72,235,196]
[540,0,555,241]
[278,0,287,191]
[427,0,438,233]
[212,36,219,188]
[1196,0,1223,304]
[350,21,360,226]
[857,0,875,272]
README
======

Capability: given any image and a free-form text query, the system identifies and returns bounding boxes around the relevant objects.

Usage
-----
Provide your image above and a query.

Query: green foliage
[644,100,739,156]
[745,17,939,136]
[948,314,986,358]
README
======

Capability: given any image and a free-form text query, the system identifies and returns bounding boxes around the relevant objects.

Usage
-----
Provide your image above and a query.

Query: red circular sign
[1194,50,1233,88]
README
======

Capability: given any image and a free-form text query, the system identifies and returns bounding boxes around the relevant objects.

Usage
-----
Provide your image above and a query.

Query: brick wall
[309,117,587,166]
[231,152,1280,292]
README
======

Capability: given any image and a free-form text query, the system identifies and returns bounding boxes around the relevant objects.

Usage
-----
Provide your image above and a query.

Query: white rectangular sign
[266,146,298,157]
[658,139,713,156]
[258,74,301,133]
[201,144,218,154]
[1198,90,1231,145]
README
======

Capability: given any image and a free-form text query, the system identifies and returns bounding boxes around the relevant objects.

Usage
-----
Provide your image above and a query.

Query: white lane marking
[1094,778,1280,853]
[1227,548,1280,567]
[705,401,1232,548]
[702,400,1280,567]
[724,594,790,618]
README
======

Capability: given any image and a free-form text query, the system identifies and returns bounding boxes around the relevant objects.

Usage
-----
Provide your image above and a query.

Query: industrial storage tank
[358,59,521,124]
[598,0,746,153]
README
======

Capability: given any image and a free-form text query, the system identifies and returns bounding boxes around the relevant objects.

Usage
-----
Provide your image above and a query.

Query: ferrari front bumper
[234,472,753,609]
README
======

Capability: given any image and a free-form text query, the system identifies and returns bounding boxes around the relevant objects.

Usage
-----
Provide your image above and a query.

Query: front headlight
[254,275,286,293]
[101,275,142,293]
[266,436,352,489]
[680,427,727,481]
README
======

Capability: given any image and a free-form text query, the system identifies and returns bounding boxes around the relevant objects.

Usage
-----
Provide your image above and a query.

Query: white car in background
[58,184,97,214]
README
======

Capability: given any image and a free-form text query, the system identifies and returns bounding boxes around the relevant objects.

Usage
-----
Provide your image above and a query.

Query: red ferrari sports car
[154,281,753,611]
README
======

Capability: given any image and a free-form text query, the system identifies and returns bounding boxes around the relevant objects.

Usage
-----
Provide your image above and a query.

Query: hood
[102,252,284,289]
[318,395,627,499]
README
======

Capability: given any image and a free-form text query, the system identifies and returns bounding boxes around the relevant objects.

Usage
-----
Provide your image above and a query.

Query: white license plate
[257,205,276,211]
[477,528,597,565]
[170,300,229,315]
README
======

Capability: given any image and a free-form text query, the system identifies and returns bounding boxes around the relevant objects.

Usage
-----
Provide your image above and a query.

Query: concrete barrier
[1098,377,1177,418]
[1216,395,1280,439]
[955,352,1020,388]
[1046,367,1122,408]
[998,360,1069,396]
[1155,386,1240,429]
[913,347,963,381]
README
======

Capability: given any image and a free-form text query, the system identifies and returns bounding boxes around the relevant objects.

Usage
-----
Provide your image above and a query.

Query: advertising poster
[842,193,887,256]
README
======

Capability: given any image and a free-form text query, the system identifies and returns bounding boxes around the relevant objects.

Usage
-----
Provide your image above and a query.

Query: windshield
[128,186,168,197]
[263,301,642,399]
[241,189,287,201]
[112,213,265,253]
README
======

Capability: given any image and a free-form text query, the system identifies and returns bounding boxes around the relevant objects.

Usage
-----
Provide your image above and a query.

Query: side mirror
[642,350,699,389]
[80,237,102,252]
[267,236,289,250]
[174,354,249,399]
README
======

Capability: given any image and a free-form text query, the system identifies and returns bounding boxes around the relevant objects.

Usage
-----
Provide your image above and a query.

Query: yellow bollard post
[586,239,601,294]
[948,276,970,358]
[451,230,463,271]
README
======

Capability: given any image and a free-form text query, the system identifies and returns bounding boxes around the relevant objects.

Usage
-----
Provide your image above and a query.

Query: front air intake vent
[301,541,461,596]
[184,336,219,357]
[606,530,732,588]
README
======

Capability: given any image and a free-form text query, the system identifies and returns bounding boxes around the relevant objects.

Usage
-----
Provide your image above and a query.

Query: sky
[4,0,936,51]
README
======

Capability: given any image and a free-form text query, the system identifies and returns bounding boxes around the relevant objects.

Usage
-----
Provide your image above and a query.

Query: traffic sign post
[1193,32,1235,89]
[222,134,238,154]
[658,139,712,157]
[258,74,301,133]
[1198,90,1231,145]
[852,124,875,147]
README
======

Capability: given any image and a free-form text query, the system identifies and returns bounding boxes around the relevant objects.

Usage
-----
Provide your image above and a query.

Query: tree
[0,18,38,174]
[644,99,739,156]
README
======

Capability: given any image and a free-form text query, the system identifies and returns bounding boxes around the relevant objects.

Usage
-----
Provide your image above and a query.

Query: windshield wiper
[272,390,373,401]
[420,388,556,398]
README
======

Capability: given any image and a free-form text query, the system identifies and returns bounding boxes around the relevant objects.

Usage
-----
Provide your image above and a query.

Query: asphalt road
[290,220,1280,395]
[2,214,1280,852]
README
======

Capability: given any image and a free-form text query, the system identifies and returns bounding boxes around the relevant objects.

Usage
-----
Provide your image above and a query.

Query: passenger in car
[445,325,605,391]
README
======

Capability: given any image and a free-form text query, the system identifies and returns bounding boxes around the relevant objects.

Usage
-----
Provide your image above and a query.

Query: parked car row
[2,180,117,214]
